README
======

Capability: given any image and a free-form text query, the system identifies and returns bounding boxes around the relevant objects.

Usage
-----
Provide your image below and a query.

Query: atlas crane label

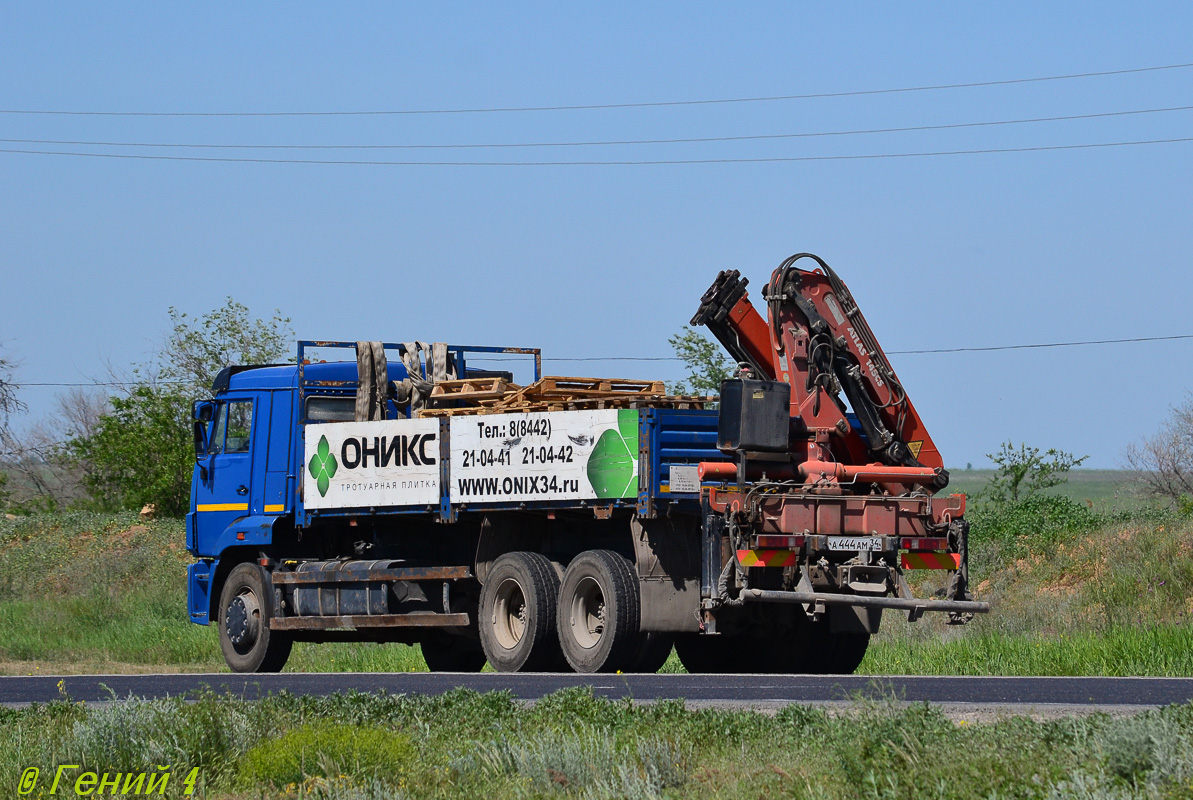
[303,419,441,508]
[450,409,639,503]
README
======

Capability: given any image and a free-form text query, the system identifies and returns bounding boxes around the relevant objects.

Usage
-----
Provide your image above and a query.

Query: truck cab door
[193,396,256,554]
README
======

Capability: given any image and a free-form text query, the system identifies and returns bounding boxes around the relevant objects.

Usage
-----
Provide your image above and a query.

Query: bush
[460,729,687,800]
[69,693,264,775]
[67,387,193,516]
[969,494,1100,556]
[239,722,414,789]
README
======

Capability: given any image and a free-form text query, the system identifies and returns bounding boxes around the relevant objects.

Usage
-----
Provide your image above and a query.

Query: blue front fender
[188,514,287,624]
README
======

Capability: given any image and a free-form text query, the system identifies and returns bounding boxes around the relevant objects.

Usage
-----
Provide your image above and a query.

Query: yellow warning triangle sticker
[907,440,923,459]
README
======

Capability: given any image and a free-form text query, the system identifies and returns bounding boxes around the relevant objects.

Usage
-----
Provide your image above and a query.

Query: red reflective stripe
[900,552,961,570]
[736,549,797,567]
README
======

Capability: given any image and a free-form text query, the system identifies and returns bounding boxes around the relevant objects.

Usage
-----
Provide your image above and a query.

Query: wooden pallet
[418,394,715,417]
[428,377,519,405]
[525,376,666,395]
[415,375,708,418]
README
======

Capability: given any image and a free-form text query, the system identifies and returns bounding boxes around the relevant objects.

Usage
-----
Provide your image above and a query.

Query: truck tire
[556,550,640,673]
[479,552,565,672]
[626,632,674,673]
[812,631,870,674]
[420,632,487,672]
[674,633,739,673]
[218,563,292,673]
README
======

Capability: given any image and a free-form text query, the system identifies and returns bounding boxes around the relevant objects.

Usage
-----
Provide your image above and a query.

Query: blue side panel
[188,561,214,624]
[185,511,197,554]
[264,391,293,514]
[210,515,277,556]
[646,408,721,502]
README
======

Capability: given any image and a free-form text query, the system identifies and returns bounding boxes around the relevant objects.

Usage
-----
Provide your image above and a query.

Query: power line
[16,332,1193,386]
[1,62,1190,117]
[19,381,190,387]
[3,136,1192,167]
[889,333,1193,355]
[466,333,1193,361]
[3,104,1189,152]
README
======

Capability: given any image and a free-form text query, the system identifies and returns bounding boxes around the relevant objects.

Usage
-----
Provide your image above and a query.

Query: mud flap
[829,604,882,634]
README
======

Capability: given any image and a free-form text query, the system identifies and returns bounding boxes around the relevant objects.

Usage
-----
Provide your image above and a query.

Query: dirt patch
[0,659,224,676]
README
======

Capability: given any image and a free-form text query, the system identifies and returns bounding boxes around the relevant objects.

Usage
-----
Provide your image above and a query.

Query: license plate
[827,536,884,552]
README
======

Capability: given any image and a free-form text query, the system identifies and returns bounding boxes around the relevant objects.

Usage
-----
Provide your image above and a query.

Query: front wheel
[218,563,292,673]
[556,550,640,673]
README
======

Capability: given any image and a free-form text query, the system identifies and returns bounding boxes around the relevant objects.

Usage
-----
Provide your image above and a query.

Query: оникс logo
[308,434,338,497]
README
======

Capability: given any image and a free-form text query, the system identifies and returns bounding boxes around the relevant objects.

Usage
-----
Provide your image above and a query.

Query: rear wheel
[479,552,565,672]
[626,632,674,673]
[807,629,870,674]
[556,550,640,673]
[751,606,814,673]
[218,563,292,673]
[674,633,737,673]
[421,632,487,672]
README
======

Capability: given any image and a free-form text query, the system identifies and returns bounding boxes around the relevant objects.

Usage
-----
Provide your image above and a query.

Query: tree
[667,326,732,396]
[0,346,23,437]
[0,347,22,511]
[2,389,108,512]
[161,298,293,394]
[1125,395,1193,502]
[66,298,293,516]
[69,386,193,516]
[983,441,1087,504]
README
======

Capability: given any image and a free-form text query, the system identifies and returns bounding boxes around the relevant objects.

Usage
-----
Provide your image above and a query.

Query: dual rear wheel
[479,549,668,674]
[674,608,869,675]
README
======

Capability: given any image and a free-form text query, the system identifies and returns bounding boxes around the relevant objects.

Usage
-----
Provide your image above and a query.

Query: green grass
[0,513,432,674]
[946,468,1146,509]
[4,498,1193,677]
[865,625,1193,676]
[4,687,1193,799]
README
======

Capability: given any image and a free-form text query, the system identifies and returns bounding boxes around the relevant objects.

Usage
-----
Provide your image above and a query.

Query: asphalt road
[2,673,1192,709]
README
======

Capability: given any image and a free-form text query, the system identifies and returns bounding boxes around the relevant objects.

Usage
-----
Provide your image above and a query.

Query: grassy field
[4,686,1193,799]
[6,485,1193,798]
[945,468,1145,509]
[1,470,1191,677]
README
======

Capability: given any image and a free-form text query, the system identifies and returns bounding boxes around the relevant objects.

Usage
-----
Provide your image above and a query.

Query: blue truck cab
[187,340,723,674]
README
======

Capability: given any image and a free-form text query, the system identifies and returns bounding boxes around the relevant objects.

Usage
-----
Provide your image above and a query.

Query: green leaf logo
[308,435,337,497]
[585,410,640,499]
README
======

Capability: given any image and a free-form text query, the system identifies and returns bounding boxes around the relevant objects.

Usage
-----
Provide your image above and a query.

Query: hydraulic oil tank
[717,378,790,452]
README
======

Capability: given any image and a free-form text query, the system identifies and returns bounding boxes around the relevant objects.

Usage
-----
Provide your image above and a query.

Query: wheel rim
[492,577,528,650]
[226,588,262,654]
[569,576,606,650]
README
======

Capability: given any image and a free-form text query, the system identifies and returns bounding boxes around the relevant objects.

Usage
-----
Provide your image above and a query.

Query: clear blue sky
[2,3,1191,468]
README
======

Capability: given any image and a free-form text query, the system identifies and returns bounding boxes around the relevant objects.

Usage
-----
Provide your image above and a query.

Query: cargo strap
[354,341,388,421]
[392,341,457,416]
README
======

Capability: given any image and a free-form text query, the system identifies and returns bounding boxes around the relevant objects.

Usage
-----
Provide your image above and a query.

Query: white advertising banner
[449,409,640,503]
[303,419,441,509]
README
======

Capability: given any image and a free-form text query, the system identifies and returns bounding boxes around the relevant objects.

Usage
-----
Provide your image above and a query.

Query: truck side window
[209,404,228,455]
[225,401,253,453]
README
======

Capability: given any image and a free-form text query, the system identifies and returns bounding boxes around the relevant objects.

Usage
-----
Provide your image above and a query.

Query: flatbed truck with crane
[185,252,988,673]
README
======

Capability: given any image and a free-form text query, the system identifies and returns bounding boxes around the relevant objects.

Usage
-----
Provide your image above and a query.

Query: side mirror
[193,420,210,461]
[193,400,214,422]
